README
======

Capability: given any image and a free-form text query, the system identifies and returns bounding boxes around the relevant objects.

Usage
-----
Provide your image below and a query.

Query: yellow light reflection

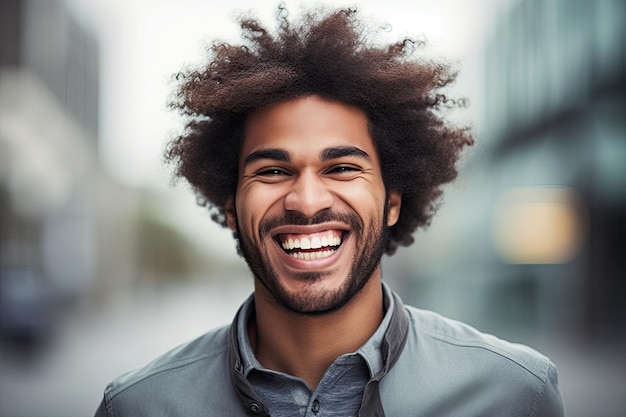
[492,187,585,264]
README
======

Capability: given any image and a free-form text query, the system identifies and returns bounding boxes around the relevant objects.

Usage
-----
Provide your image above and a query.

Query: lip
[270,222,350,236]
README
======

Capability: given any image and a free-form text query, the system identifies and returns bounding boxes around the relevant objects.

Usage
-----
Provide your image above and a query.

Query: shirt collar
[228,283,410,417]
[236,293,260,377]
[236,282,396,379]
[357,282,395,378]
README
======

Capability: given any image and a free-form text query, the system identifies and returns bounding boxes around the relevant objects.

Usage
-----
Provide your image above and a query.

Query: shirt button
[248,402,261,414]
[312,399,320,414]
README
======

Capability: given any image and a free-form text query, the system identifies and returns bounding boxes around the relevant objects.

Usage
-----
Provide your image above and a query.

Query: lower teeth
[290,249,335,260]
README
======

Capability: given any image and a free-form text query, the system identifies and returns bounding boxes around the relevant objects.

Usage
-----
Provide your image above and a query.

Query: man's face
[226,95,401,315]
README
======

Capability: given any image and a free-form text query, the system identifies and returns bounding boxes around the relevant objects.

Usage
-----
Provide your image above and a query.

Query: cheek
[236,188,284,227]
[336,182,386,213]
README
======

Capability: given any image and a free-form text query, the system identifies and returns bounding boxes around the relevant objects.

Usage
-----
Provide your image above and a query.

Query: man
[95,5,564,416]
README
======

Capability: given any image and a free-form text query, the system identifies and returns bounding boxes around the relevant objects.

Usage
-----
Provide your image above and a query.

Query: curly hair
[166,5,474,255]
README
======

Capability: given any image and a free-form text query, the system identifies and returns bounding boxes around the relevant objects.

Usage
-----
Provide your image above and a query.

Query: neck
[250,273,384,391]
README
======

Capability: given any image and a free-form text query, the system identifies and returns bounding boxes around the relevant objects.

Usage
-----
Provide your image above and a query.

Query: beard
[236,208,389,316]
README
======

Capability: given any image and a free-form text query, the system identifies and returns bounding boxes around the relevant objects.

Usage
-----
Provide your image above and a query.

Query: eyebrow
[320,146,371,162]
[243,148,290,167]
[242,145,371,167]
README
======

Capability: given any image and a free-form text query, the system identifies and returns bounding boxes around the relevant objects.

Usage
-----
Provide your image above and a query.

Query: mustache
[259,209,363,238]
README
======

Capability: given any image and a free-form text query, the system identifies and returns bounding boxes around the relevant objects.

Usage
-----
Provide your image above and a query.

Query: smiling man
[95,5,564,417]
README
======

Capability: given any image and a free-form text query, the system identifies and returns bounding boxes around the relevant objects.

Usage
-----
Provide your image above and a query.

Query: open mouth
[275,230,345,260]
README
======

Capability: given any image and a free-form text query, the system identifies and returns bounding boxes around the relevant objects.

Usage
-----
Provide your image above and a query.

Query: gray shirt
[236,286,394,417]
[94,282,564,416]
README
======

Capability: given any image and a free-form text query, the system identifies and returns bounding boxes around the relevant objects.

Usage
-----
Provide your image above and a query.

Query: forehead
[241,95,378,163]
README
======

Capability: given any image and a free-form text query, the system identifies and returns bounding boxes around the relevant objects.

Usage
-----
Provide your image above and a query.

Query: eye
[327,165,360,175]
[256,168,290,177]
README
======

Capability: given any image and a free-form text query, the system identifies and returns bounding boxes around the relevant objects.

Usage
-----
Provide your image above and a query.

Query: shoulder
[97,325,240,417]
[106,324,230,395]
[404,305,550,378]
[380,305,564,416]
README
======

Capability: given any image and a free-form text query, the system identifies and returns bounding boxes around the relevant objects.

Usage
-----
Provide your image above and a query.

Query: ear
[225,196,237,232]
[386,191,402,227]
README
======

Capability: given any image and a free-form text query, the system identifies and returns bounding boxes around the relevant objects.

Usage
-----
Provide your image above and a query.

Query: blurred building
[393,0,625,346]
[481,0,625,343]
[0,0,137,345]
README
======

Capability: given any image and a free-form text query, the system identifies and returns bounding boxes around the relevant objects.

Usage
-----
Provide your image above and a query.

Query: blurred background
[0,0,624,416]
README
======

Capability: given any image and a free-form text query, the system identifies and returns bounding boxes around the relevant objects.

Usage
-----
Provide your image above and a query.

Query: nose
[284,170,334,218]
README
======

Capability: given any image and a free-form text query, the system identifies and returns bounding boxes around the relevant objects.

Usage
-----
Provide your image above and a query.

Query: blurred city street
[1,0,624,416]
[0,275,253,417]
[1,275,625,417]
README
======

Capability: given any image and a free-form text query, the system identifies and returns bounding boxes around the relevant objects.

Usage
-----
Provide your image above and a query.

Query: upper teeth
[281,233,342,251]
